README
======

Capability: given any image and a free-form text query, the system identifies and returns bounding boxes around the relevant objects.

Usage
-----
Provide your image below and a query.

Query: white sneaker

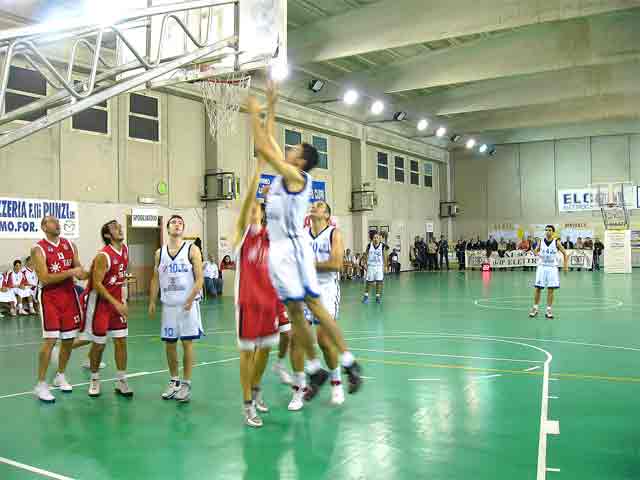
[53,373,73,393]
[288,386,305,411]
[528,307,539,318]
[9,307,16,316]
[28,305,36,314]
[82,360,107,370]
[330,382,345,406]
[115,378,134,398]
[0,311,4,318]
[161,380,181,400]
[19,308,28,316]
[545,308,554,319]
[272,362,292,385]
[88,379,101,397]
[34,383,55,403]
[175,382,192,403]
[252,388,268,413]
[244,403,263,428]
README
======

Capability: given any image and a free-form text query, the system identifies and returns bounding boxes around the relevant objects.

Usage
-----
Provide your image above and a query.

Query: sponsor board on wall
[257,174,326,202]
[131,208,159,228]
[0,197,79,239]
[558,186,638,212]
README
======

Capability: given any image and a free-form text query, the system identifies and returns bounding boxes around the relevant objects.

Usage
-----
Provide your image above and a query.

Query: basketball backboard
[116,0,286,86]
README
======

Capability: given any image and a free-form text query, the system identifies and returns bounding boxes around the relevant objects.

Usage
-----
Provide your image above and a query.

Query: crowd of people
[0,257,39,317]
[409,235,450,271]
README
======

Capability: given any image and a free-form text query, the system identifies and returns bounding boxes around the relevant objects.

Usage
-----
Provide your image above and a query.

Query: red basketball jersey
[236,225,279,309]
[86,244,128,302]
[36,237,76,293]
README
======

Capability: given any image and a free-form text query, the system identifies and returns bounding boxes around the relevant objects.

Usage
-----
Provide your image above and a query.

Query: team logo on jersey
[48,247,53,252]
[114,259,119,265]
[109,276,117,285]
[51,262,61,273]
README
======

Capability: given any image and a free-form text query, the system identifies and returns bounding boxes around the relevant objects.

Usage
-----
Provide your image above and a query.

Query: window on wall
[376,151,388,180]
[394,156,405,183]
[129,93,159,142]
[423,162,433,187]
[71,81,108,134]
[312,135,328,169]
[4,65,47,121]
[284,128,302,154]
[410,160,420,185]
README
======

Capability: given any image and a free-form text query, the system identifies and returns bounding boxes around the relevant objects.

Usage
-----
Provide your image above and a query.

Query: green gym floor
[1,270,639,480]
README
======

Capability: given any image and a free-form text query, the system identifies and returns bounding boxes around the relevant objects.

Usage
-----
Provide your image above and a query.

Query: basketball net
[200,72,251,138]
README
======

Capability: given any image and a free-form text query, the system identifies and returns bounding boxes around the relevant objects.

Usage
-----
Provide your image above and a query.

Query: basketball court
[1,270,638,479]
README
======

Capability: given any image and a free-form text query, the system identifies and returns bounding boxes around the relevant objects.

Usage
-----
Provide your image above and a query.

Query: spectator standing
[203,255,221,298]
[427,238,438,271]
[438,235,449,270]
[343,249,354,279]
[562,237,574,250]
[593,238,604,271]
[389,249,401,274]
[497,238,507,258]
[455,239,466,270]
[417,237,427,270]
[575,237,584,249]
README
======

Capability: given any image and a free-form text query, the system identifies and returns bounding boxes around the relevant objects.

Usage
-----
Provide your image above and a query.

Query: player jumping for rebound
[31,215,88,403]
[81,220,133,398]
[247,83,362,405]
[362,233,388,304]
[529,225,568,319]
[304,200,345,406]
[233,155,291,427]
[149,215,204,403]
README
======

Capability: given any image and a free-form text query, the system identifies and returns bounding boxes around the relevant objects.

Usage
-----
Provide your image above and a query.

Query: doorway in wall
[126,215,163,298]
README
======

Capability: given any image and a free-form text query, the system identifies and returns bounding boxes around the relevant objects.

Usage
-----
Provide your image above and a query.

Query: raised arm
[30,245,81,286]
[246,95,304,188]
[316,229,345,272]
[233,159,264,248]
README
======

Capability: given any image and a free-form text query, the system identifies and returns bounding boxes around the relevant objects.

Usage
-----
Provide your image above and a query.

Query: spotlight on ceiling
[371,100,384,115]
[308,79,325,93]
[488,147,497,156]
[394,111,408,121]
[450,134,462,143]
[479,144,488,154]
[466,138,476,149]
[436,126,447,137]
[270,62,289,82]
[343,89,359,105]
[417,119,429,131]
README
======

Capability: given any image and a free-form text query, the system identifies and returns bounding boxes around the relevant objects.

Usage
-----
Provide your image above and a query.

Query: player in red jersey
[233,157,291,428]
[31,215,88,403]
[81,220,133,398]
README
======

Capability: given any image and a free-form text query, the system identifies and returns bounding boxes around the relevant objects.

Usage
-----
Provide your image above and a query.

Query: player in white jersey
[362,233,389,304]
[247,84,362,402]
[304,201,345,406]
[529,225,568,319]
[7,259,30,315]
[149,215,204,403]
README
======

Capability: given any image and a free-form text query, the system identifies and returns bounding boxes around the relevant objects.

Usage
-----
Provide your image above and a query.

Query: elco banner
[465,249,593,270]
[0,197,79,239]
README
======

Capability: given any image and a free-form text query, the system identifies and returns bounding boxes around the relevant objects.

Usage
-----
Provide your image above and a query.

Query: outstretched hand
[245,96,263,115]
[266,80,278,109]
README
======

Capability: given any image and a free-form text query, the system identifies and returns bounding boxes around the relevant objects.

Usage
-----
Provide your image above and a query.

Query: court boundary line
[349,347,543,364]
[0,456,75,480]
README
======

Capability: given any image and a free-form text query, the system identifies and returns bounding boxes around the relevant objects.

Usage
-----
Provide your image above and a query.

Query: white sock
[341,351,355,368]
[305,358,322,375]
[533,304,539,309]
[116,371,126,381]
[330,367,341,383]
[91,373,99,381]
[294,372,306,389]
[37,381,47,388]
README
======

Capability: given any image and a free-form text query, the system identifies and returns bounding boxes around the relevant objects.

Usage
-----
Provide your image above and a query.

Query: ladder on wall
[0,0,239,149]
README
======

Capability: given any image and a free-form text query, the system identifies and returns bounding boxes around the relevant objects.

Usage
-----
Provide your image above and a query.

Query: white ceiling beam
[422,61,640,116]
[338,12,640,94]
[288,0,640,64]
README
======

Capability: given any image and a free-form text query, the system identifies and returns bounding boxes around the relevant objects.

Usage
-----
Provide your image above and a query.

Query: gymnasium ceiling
[2,1,640,149]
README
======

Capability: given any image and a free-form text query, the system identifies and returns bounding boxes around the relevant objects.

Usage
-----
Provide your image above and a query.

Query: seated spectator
[584,237,593,249]
[497,238,507,258]
[203,255,221,298]
[0,271,17,317]
[518,237,530,251]
[6,260,30,315]
[389,249,401,274]
[575,237,584,249]
[21,256,39,314]
[220,255,236,271]
[562,237,574,249]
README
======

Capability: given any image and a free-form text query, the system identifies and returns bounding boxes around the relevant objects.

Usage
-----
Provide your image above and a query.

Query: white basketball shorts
[366,266,384,283]
[305,280,340,325]
[269,237,321,303]
[161,302,203,342]
[534,266,560,289]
